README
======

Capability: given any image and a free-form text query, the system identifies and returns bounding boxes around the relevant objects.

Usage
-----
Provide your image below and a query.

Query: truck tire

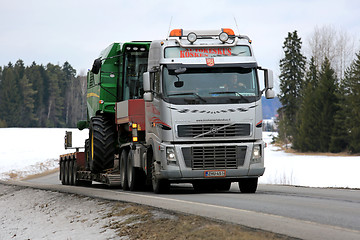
[127,150,145,191]
[70,159,78,186]
[60,160,66,185]
[89,116,116,173]
[238,178,258,193]
[151,154,170,194]
[120,149,129,190]
[64,160,70,185]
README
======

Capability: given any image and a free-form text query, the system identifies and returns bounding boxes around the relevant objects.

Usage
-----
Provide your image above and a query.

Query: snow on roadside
[260,132,360,189]
[0,128,359,188]
[0,184,120,239]
[0,128,88,180]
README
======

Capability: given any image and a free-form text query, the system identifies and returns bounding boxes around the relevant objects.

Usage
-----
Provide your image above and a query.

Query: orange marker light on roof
[170,29,183,37]
[222,28,235,36]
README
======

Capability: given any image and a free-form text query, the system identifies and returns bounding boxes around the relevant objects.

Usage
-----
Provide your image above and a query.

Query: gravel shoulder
[0,183,296,240]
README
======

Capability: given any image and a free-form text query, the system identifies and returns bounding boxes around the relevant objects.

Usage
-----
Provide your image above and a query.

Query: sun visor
[165,62,257,70]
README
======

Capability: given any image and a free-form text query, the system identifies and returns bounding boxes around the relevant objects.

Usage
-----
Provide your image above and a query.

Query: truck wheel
[120,149,129,190]
[71,159,78,186]
[89,116,116,173]
[69,159,74,185]
[64,160,70,185]
[60,160,66,185]
[151,155,170,194]
[238,178,258,193]
[127,150,145,191]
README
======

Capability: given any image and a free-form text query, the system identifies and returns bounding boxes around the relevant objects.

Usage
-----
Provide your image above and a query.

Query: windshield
[162,67,260,104]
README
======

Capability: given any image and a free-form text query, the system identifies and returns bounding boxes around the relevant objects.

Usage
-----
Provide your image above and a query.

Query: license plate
[204,170,226,178]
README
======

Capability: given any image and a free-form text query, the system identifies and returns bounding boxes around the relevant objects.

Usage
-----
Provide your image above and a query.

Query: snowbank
[0,128,88,180]
[0,128,359,188]
[260,132,360,188]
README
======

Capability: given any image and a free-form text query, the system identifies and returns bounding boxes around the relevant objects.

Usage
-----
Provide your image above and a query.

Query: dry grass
[272,141,360,157]
[105,203,298,240]
[20,168,59,181]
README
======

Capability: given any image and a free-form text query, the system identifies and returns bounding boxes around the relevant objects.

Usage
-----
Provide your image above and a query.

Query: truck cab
[143,28,274,193]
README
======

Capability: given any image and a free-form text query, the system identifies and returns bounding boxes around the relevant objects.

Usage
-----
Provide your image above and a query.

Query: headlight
[251,145,262,164]
[166,147,177,165]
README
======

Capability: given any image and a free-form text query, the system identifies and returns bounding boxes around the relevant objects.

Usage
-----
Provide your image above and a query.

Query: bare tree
[306,25,357,79]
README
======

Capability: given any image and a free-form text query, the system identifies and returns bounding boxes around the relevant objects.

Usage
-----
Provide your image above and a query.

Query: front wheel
[238,178,258,193]
[151,155,169,194]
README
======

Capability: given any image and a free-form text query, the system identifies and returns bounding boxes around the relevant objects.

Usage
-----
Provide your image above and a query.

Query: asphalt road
[23,172,360,240]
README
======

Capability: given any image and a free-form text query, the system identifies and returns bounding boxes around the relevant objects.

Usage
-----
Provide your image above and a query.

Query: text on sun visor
[164,46,251,58]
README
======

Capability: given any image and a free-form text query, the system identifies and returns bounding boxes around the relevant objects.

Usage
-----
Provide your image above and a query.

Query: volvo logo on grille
[210,127,218,133]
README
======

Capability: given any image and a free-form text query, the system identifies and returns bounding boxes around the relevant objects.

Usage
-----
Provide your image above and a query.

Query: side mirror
[265,89,275,99]
[91,58,102,74]
[265,69,274,89]
[143,92,153,102]
[143,72,151,92]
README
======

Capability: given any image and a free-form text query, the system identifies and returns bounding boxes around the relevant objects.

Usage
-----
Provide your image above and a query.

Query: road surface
[23,172,360,240]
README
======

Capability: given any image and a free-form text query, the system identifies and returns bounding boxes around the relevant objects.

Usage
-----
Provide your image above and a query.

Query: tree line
[277,27,360,153]
[0,60,87,128]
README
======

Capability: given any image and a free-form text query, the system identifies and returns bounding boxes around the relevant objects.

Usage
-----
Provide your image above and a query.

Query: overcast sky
[1,0,359,90]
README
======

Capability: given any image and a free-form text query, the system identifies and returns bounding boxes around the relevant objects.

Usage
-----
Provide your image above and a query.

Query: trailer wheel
[238,178,258,193]
[64,160,70,185]
[127,150,145,191]
[89,116,116,173]
[70,159,78,186]
[151,155,170,194]
[60,160,66,185]
[120,149,129,190]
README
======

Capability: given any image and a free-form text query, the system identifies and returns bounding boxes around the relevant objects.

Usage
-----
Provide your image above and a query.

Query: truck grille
[177,124,250,138]
[182,146,247,170]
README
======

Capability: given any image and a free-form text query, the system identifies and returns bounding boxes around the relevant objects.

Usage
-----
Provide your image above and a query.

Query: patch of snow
[259,132,360,188]
[0,184,120,239]
[0,128,88,180]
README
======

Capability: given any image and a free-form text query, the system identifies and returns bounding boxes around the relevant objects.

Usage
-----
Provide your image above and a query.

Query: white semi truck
[60,28,274,194]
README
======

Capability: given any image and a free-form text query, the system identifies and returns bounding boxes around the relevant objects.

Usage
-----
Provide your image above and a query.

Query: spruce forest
[0,60,86,128]
[278,27,360,153]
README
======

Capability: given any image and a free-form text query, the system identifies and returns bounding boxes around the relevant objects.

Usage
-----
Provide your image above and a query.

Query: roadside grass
[104,203,299,240]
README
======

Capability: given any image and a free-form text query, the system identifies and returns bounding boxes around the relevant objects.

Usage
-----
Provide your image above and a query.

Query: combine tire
[89,116,116,173]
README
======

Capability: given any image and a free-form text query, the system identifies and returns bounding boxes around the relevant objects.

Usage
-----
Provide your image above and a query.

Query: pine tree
[26,62,46,126]
[62,62,76,126]
[317,58,338,152]
[340,52,360,152]
[0,63,21,126]
[19,74,38,127]
[294,57,320,151]
[45,63,65,127]
[278,30,307,142]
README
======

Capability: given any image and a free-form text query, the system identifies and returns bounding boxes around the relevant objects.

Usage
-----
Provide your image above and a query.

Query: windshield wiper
[209,91,249,102]
[167,92,207,103]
